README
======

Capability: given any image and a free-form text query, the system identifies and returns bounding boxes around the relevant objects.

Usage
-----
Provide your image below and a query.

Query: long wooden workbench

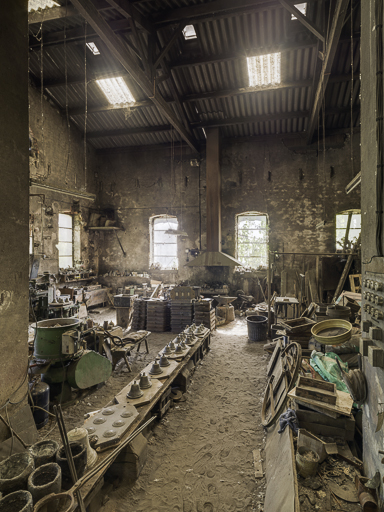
[79,330,211,507]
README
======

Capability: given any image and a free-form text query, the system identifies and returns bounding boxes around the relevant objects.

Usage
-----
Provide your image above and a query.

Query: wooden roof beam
[306,0,350,144]
[87,124,172,139]
[278,0,325,42]
[70,0,200,153]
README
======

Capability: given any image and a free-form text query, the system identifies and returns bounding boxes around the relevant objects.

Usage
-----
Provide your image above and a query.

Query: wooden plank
[295,409,355,431]
[298,421,354,441]
[297,376,335,392]
[289,387,353,418]
[70,0,200,154]
[264,419,299,512]
[278,0,324,42]
[253,449,263,478]
[296,376,337,405]
[296,385,337,405]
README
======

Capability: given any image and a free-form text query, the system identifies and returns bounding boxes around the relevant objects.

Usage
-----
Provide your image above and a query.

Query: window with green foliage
[237,213,268,269]
[58,213,73,268]
[336,210,361,250]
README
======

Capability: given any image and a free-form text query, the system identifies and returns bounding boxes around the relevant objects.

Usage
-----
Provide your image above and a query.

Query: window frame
[236,212,269,269]
[335,209,361,251]
[150,215,179,270]
[58,213,74,269]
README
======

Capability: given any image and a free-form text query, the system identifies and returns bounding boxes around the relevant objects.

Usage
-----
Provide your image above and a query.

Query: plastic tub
[247,315,268,342]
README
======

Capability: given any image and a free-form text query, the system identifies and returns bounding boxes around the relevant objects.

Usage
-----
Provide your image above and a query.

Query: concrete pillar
[0,0,29,439]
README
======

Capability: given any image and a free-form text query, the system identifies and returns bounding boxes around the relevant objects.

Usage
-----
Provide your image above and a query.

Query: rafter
[56,74,358,117]
[70,0,200,153]
[191,111,310,129]
[306,0,350,143]
[153,22,184,69]
[87,124,172,138]
[278,0,325,42]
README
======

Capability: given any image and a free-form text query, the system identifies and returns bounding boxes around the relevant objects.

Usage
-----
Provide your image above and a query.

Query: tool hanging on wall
[115,231,126,257]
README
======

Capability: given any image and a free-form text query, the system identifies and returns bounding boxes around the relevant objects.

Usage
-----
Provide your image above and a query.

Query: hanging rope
[84,21,88,190]
[350,0,354,178]
[64,0,71,185]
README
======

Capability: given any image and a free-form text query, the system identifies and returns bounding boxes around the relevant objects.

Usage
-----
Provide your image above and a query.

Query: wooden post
[206,128,221,252]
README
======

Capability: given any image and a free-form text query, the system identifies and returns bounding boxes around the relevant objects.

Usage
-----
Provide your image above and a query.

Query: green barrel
[33,318,81,360]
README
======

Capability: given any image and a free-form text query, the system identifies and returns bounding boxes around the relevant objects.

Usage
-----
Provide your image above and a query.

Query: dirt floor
[37,308,268,512]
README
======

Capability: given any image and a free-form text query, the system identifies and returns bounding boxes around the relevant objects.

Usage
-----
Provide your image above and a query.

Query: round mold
[93,417,106,425]
[103,430,117,438]
[112,420,126,428]
[102,408,115,416]
[86,427,96,434]
[120,411,133,418]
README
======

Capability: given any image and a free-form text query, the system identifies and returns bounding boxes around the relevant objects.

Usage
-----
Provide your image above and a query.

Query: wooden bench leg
[123,352,132,372]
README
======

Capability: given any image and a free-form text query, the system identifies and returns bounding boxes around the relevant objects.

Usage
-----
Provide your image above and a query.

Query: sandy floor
[38,309,268,512]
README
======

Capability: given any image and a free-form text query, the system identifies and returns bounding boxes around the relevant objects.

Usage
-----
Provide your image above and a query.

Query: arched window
[236,212,268,269]
[336,209,361,250]
[150,215,178,270]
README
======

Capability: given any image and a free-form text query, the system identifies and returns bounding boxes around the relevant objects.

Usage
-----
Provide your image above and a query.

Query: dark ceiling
[28,0,361,153]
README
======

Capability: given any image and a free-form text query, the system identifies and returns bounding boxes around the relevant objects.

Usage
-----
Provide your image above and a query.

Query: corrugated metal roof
[28,0,361,149]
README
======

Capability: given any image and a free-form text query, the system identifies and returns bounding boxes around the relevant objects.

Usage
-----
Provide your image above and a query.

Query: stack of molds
[131,298,147,330]
[194,299,215,330]
[146,299,171,332]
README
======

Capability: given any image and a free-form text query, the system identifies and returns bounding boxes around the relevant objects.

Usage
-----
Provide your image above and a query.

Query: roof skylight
[86,42,100,56]
[28,0,59,11]
[247,53,281,87]
[183,25,197,40]
[96,77,135,106]
[291,3,307,20]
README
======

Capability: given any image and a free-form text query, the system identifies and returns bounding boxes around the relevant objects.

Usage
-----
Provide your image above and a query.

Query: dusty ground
[37,308,268,512]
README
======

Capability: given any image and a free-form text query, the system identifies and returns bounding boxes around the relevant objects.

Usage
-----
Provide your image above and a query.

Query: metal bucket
[247,315,268,342]
[32,319,81,360]
[296,447,319,478]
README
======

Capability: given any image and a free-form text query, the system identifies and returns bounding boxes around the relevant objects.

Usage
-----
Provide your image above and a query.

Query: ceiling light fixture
[96,77,135,106]
[247,53,281,87]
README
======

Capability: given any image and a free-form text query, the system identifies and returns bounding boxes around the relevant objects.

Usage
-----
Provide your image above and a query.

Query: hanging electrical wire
[40,22,45,179]
[375,0,383,257]
[350,0,354,179]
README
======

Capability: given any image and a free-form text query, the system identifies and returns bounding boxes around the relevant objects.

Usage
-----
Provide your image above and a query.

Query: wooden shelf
[87,227,122,231]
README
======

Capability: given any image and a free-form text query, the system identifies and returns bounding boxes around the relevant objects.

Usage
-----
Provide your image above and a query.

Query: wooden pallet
[288,386,353,419]
[295,376,337,405]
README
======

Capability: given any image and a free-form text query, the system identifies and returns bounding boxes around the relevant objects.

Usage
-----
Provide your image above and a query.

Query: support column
[205,128,221,252]
[0,0,29,439]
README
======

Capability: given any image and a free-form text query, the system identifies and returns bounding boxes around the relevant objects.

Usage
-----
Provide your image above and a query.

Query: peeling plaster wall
[96,146,202,283]
[0,1,29,441]
[29,86,99,275]
[97,132,360,295]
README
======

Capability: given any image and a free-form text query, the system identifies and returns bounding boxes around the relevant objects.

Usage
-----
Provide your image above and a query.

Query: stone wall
[29,86,99,275]
[96,132,360,298]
